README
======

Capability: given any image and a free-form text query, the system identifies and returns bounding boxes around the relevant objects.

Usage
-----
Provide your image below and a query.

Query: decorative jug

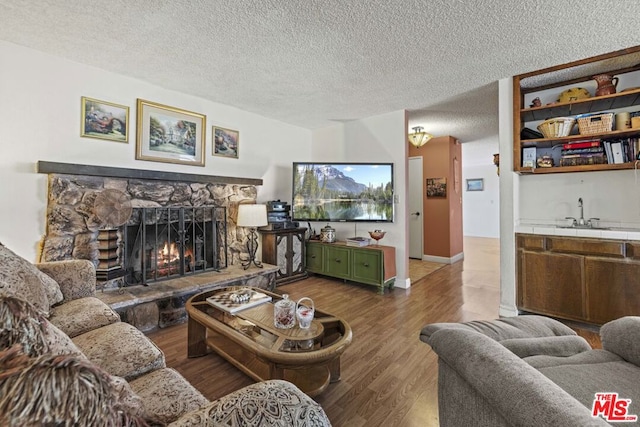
[592,74,619,97]
[320,224,336,243]
[274,294,296,329]
[296,297,315,329]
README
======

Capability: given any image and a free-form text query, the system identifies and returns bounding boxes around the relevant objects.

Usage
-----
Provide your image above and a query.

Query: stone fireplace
[38,161,260,290]
[37,162,278,330]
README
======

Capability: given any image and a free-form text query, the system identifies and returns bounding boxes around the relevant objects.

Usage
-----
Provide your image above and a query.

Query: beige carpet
[408,258,446,283]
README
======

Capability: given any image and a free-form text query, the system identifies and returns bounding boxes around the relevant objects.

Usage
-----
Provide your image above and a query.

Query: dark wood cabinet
[516,233,640,325]
[259,228,307,286]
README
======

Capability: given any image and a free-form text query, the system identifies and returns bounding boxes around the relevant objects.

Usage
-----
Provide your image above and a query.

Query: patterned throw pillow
[0,242,63,316]
[0,295,84,358]
[0,347,149,426]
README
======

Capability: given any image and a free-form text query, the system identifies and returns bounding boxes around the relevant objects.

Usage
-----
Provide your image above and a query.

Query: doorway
[408,157,423,259]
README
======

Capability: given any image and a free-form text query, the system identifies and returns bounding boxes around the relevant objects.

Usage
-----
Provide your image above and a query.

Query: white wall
[311,110,410,288]
[498,77,518,317]
[0,40,311,260]
[461,137,500,238]
[519,171,640,229]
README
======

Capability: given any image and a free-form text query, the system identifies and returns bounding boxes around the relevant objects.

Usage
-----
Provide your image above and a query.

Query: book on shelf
[345,236,370,247]
[561,147,604,155]
[560,153,606,167]
[562,140,600,150]
[206,289,272,314]
[601,137,639,164]
[611,141,625,164]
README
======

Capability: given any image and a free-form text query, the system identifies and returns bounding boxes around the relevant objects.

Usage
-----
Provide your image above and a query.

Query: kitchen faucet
[566,197,599,228]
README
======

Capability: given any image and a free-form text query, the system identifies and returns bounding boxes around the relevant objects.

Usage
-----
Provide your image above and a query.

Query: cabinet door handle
[335,259,341,263]
[363,263,369,267]
[310,255,316,258]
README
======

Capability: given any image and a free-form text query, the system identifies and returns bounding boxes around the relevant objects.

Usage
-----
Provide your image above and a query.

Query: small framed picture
[136,99,206,166]
[466,178,484,191]
[213,126,239,158]
[426,177,447,198]
[522,147,537,168]
[81,97,129,142]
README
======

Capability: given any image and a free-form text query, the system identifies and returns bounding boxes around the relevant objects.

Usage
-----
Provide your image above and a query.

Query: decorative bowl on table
[368,230,386,245]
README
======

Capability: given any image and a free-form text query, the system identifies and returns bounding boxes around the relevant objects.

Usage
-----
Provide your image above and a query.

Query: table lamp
[237,203,268,269]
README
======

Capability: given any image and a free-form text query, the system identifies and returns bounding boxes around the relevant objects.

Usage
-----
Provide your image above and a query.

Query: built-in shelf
[36,161,263,185]
[521,88,640,122]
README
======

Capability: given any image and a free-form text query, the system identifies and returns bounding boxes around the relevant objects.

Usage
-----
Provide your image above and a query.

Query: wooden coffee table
[186,287,352,396]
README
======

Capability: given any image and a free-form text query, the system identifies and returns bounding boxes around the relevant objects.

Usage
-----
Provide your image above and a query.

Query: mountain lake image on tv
[292,162,394,222]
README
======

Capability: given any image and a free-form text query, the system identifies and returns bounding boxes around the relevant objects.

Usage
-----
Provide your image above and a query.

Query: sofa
[0,241,331,426]
[420,315,640,427]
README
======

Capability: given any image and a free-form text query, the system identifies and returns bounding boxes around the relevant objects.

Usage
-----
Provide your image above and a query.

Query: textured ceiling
[1,1,640,142]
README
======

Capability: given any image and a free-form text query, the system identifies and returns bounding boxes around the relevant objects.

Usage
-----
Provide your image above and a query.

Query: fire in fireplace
[123,206,227,285]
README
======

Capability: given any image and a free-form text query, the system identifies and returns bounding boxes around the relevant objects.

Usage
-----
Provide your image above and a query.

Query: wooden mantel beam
[36,161,263,186]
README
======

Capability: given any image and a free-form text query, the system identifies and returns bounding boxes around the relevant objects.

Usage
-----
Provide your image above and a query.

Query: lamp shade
[408,126,433,148]
[237,204,268,227]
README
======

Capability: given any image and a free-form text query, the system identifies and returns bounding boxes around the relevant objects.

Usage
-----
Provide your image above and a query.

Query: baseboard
[395,277,411,289]
[499,304,519,317]
[423,251,464,264]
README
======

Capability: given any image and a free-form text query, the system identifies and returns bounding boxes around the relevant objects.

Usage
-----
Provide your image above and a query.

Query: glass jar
[274,294,296,329]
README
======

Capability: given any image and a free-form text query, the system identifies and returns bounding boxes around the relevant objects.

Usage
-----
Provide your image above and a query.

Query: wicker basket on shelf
[576,112,614,135]
[536,117,576,138]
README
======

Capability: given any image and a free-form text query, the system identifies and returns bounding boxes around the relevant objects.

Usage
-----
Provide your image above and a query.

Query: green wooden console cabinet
[305,241,396,294]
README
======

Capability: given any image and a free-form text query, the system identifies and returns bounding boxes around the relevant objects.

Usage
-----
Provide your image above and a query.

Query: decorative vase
[320,224,336,243]
[592,74,619,97]
[274,294,296,329]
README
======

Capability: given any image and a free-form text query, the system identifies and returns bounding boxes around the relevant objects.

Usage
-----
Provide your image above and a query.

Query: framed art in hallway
[426,177,447,198]
[81,97,129,142]
[466,178,484,191]
[136,99,206,166]
[213,126,239,158]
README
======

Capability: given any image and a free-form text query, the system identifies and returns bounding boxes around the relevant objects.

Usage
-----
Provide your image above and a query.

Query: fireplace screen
[123,206,227,285]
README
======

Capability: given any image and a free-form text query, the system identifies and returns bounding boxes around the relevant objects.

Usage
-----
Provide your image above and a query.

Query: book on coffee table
[206,289,272,314]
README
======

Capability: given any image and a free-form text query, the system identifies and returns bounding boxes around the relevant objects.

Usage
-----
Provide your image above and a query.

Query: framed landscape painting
[213,126,239,159]
[81,97,129,142]
[136,99,206,166]
[466,178,484,191]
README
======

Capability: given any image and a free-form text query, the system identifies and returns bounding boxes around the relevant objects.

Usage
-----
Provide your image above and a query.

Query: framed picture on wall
[136,99,206,166]
[426,177,447,198]
[466,178,484,191]
[81,97,129,142]
[212,126,239,158]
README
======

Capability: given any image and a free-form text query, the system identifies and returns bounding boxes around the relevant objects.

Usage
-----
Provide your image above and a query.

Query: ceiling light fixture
[408,126,433,148]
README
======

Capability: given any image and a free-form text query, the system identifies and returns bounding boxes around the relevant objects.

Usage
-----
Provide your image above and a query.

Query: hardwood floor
[147,237,501,426]
[147,237,598,426]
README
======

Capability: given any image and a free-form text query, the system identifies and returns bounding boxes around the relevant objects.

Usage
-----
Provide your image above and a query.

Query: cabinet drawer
[517,234,545,251]
[547,237,625,258]
[352,250,382,285]
[306,243,323,272]
[324,246,351,278]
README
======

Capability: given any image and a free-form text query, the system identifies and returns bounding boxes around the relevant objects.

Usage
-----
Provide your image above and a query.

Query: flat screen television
[292,162,394,222]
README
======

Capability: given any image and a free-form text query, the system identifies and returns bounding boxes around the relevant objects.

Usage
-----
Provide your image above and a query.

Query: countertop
[515,224,640,241]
